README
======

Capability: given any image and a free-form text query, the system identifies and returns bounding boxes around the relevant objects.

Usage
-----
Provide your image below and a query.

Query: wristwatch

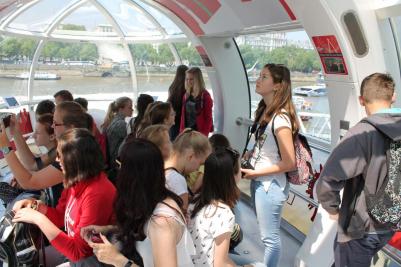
[124,260,134,267]
[0,146,12,155]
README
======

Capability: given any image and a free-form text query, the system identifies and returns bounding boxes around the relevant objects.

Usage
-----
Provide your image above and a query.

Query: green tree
[79,43,98,61]
[19,39,37,58]
[175,43,202,66]
[0,38,21,58]
[239,44,321,73]
[157,44,174,65]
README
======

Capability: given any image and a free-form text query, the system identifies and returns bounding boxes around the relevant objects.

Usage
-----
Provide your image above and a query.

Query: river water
[0,74,330,139]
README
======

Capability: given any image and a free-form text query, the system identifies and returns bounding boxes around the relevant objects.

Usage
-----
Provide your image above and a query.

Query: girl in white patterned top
[189,148,249,267]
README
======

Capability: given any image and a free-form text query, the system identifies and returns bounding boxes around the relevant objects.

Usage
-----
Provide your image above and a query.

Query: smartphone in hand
[90,232,103,243]
[2,115,11,128]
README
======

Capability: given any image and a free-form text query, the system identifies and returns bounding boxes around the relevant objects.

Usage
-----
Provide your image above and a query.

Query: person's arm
[9,115,38,171]
[49,186,116,262]
[214,232,237,267]
[179,192,189,214]
[242,126,296,179]
[200,91,213,135]
[189,172,203,194]
[0,125,63,189]
[80,224,117,241]
[179,94,186,133]
[13,207,63,241]
[88,234,139,267]
[148,216,181,267]
[4,151,63,189]
[316,132,367,217]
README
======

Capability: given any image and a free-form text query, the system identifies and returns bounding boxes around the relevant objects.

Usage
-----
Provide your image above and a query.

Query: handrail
[289,186,401,265]
[289,186,318,208]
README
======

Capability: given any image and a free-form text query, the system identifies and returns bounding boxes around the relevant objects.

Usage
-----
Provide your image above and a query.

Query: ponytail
[101,97,132,131]
[102,101,117,131]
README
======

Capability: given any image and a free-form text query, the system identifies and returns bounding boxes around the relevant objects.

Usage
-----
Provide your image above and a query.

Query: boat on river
[15,72,61,80]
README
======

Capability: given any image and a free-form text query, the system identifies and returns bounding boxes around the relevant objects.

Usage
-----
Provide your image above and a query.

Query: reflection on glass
[97,0,162,37]
[52,3,117,37]
[8,0,79,32]
[133,0,183,35]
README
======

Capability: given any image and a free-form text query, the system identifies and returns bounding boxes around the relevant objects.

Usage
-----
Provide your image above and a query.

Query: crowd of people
[0,63,398,267]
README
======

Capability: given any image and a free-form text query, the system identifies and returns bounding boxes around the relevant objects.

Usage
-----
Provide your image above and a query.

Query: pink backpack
[272,114,314,185]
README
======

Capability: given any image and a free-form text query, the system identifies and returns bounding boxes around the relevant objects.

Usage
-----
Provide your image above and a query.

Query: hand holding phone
[3,115,11,128]
[90,231,104,243]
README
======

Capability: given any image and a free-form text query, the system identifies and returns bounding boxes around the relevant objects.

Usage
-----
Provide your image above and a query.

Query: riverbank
[0,68,317,82]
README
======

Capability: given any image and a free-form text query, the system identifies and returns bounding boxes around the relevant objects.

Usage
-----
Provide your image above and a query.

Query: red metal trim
[279,0,297,21]
[176,0,221,24]
[155,0,204,35]
[177,0,210,23]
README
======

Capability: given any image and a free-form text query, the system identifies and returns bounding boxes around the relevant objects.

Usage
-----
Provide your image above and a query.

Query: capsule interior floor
[231,196,302,266]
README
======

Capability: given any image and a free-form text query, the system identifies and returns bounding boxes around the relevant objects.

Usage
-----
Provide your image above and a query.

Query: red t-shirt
[46,172,116,262]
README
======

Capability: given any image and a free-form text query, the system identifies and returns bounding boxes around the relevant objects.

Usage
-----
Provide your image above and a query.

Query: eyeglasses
[52,120,64,127]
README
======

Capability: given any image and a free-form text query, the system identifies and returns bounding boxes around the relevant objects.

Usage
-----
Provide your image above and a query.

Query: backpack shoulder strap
[271,113,281,158]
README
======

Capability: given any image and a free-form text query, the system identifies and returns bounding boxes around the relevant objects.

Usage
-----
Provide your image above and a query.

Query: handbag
[0,195,44,267]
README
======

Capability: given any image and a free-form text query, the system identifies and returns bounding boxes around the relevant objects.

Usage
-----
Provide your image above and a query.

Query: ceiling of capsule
[0,0,297,41]
[0,0,184,40]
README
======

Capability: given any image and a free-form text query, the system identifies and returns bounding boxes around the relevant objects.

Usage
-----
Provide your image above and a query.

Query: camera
[240,158,254,170]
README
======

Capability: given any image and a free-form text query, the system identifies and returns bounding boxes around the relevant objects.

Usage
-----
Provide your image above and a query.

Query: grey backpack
[363,120,401,229]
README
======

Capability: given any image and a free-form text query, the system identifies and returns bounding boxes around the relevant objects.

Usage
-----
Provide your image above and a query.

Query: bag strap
[271,113,281,159]
[243,106,266,156]
[360,119,391,194]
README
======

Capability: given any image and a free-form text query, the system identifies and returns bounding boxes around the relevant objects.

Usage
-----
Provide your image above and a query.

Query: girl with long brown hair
[241,64,297,267]
[179,67,213,136]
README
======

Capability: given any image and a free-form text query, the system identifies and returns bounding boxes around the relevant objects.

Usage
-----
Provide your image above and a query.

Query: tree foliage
[238,45,321,73]
[0,36,321,72]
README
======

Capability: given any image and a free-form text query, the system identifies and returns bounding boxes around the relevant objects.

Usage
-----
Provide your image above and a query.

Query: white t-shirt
[166,169,188,196]
[249,111,292,191]
[188,202,235,266]
[136,202,195,267]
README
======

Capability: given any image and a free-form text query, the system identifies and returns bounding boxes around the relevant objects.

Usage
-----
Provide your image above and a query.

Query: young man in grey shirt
[317,73,401,267]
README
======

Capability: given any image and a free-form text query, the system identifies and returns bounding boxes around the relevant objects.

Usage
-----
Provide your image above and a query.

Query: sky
[286,31,310,42]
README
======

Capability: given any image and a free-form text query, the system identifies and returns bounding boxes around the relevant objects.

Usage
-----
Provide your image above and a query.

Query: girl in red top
[12,128,116,265]
[179,67,213,136]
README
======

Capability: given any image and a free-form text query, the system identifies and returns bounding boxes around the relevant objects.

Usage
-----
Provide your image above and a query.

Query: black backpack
[0,209,43,266]
[363,120,401,230]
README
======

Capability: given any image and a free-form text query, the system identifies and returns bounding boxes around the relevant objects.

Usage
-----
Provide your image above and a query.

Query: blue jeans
[251,179,290,267]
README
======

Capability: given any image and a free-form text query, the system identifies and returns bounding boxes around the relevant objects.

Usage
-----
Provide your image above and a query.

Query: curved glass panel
[0,35,38,101]
[52,3,117,37]
[33,41,133,109]
[7,0,80,33]
[129,42,210,101]
[235,31,330,142]
[97,0,162,37]
[133,0,183,36]
[174,43,202,66]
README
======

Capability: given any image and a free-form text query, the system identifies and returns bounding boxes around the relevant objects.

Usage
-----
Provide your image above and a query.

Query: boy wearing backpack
[317,72,401,267]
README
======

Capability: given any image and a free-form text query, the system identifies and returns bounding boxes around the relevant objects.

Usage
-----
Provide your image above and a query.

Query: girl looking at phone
[12,128,116,265]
